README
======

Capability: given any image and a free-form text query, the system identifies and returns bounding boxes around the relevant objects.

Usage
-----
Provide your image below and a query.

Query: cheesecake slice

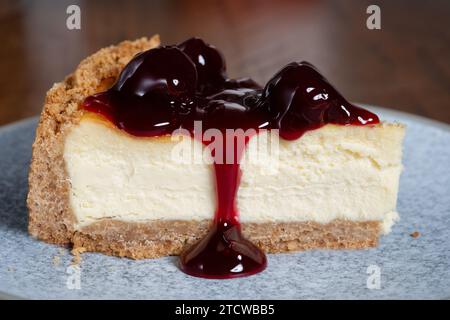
[28,35,404,266]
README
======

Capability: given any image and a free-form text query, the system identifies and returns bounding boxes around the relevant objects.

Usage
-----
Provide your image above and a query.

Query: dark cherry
[115,46,197,97]
[262,62,379,140]
[178,37,227,93]
[82,38,380,279]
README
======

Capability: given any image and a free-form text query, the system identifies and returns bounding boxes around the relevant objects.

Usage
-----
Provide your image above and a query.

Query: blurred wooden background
[0,0,449,126]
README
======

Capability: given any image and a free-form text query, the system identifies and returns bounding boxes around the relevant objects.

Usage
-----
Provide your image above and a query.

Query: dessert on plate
[28,35,404,278]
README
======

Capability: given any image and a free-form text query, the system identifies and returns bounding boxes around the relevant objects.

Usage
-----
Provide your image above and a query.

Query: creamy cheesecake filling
[240,124,403,234]
[65,116,215,226]
[64,116,404,234]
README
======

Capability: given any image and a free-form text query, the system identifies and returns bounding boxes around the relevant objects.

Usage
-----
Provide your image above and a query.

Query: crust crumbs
[410,231,420,238]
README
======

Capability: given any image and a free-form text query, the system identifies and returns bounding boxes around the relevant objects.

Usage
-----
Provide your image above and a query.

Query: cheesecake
[28,35,404,278]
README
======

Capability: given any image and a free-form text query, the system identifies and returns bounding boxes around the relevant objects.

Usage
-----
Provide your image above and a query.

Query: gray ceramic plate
[0,106,449,300]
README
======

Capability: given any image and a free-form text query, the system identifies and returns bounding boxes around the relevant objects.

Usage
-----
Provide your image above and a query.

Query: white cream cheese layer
[64,116,404,234]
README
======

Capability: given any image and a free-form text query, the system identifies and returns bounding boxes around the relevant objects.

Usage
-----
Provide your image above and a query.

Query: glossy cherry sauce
[83,37,379,279]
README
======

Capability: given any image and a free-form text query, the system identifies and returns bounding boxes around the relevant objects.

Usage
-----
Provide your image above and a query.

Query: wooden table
[1,0,449,126]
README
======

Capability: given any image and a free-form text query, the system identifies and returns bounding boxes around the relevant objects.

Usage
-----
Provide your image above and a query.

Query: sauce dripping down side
[83,37,379,279]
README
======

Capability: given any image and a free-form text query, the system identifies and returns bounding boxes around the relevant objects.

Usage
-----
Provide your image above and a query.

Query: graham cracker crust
[73,219,380,259]
[27,35,382,259]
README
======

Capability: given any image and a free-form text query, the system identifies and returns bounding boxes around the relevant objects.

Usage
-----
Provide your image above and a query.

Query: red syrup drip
[180,132,267,278]
[82,37,379,279]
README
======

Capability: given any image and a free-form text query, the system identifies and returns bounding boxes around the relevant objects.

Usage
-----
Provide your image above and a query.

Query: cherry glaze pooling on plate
[83,37,379,279]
